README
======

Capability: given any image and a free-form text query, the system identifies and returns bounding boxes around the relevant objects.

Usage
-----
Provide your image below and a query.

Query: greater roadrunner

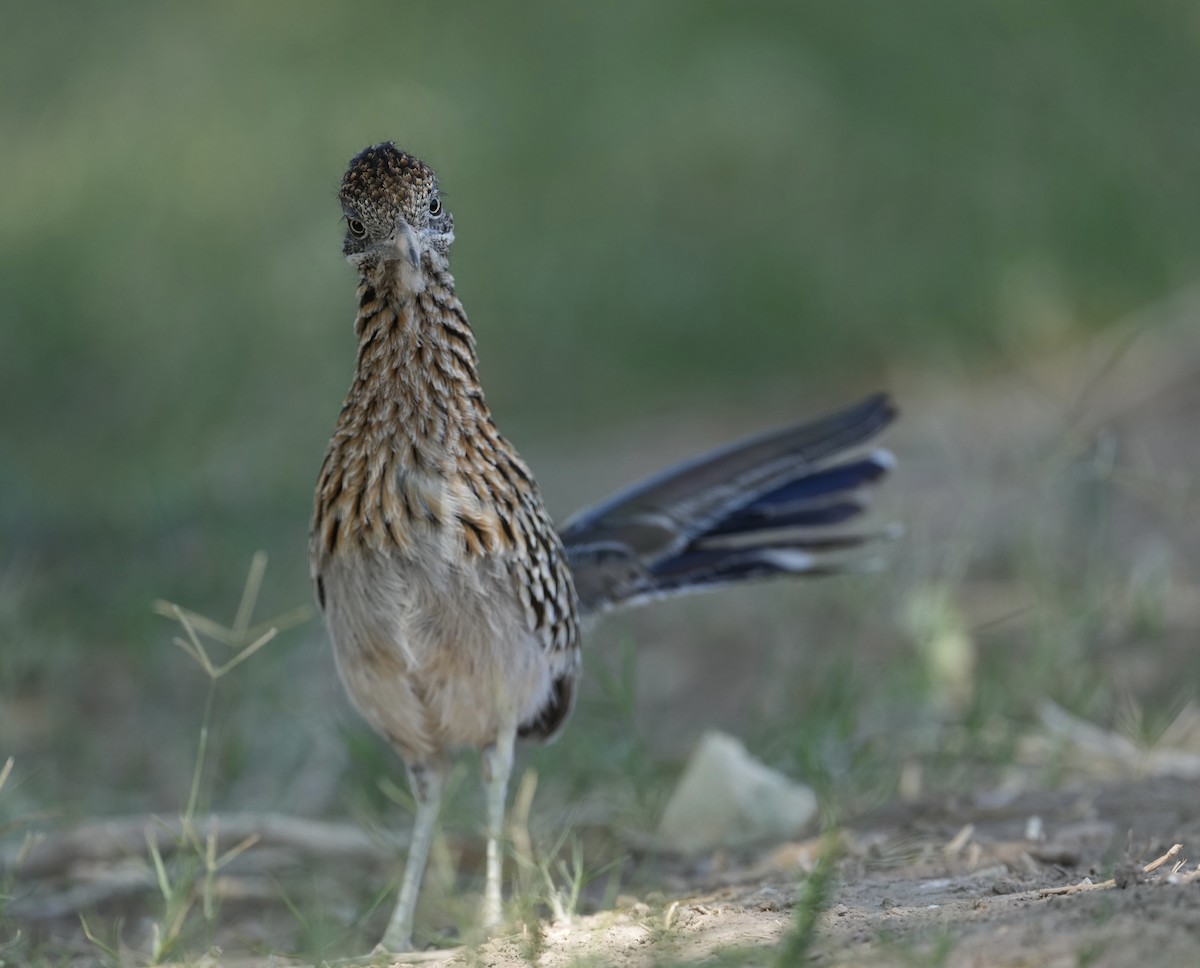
[311,143,896,952]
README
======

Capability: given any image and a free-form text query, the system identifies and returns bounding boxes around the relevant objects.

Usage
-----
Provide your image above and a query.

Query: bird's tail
[560,394,897,617]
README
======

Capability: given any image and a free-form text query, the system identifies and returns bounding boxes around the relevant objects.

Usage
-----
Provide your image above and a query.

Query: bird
[310,142,896,952]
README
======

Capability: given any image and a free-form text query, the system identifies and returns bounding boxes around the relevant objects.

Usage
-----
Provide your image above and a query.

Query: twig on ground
[8,813,405,880]
[1142,843,1183,874]
[1038,843,1184,897]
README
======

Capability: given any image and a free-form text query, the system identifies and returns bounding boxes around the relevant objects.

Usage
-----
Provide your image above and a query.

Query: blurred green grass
[3,0,1200,834]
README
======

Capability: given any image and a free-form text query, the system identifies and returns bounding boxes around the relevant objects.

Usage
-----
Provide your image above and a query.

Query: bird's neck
[313,258,542,563]
[341,263,492,466]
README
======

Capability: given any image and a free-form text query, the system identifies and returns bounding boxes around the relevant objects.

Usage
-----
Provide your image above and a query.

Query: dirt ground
[493,775,1200,968]
[7,772,1200,967]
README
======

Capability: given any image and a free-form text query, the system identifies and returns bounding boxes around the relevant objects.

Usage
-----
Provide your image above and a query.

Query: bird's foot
[373,933,413,956]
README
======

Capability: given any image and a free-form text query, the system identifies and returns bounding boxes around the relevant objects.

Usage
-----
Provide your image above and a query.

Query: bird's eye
[347,217,367,238]
[428,195,442,217]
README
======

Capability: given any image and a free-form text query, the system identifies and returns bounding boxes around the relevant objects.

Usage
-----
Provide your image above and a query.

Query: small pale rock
[656,730,817,854]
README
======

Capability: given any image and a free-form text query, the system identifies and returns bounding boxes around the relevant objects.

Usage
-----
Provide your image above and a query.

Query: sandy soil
[7,772,1200,967]
[440,776,1200,968]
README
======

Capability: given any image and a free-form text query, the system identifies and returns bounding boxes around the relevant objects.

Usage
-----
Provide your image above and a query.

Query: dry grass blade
[79,916,120,961]
[198,823,260,922]
[146,826,173,902]
[171,605,216,678]
[153,599,239,646]
[214,832,261,870]
[509,767,538,897]
[212,626,277,679]
[232,551,268,640]
[152,598,309,650]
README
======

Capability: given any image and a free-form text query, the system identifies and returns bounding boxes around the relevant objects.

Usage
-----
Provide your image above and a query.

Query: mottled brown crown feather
[340,143,435,212]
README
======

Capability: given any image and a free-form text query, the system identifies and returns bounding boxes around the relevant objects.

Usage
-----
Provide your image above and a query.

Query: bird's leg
[480,722,516,931]
[379,760,446,953]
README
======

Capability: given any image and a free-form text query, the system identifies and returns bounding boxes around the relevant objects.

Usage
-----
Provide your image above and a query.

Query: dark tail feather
[563,394,898,616]
[560,394,895,551]
[708,450,893,536]
[642,533,893,600]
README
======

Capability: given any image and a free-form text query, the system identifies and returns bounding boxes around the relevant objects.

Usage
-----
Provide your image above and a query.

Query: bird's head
[338,143,454,284]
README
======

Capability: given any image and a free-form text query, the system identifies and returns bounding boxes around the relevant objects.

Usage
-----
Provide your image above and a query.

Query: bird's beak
[392,218,421,267]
